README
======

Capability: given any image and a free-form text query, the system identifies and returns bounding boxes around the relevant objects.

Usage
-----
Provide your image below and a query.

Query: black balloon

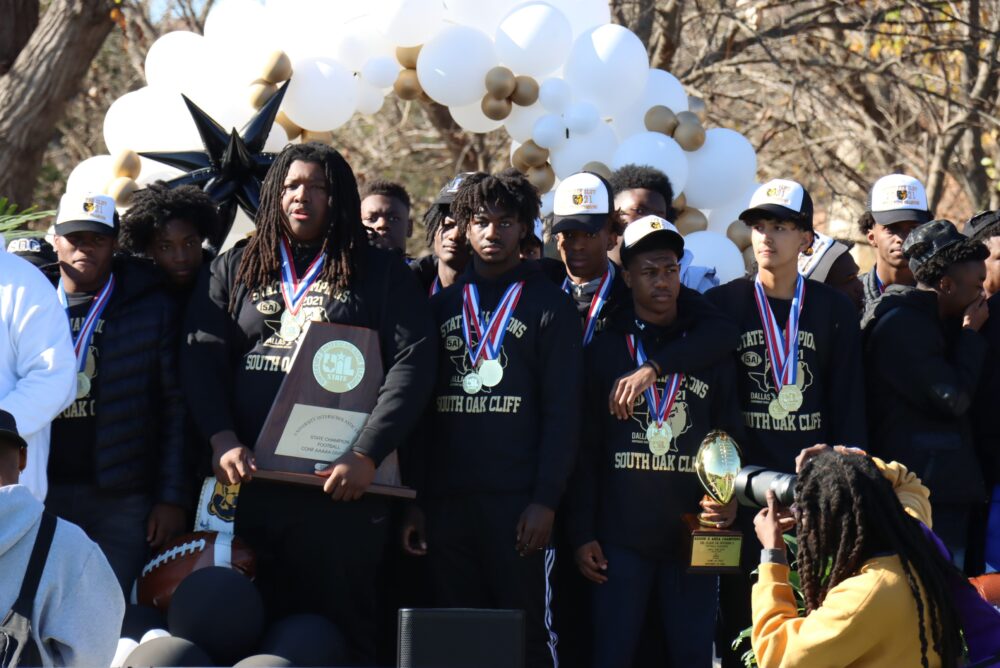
[259,614,349,667]
[233,654,294,667]
[167,566,264,666]
[124,636,213,667]
[140,80,290,247]
[121,604,167,642]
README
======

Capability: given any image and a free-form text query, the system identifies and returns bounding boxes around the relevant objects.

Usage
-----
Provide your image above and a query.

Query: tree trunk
[0,0,114,207]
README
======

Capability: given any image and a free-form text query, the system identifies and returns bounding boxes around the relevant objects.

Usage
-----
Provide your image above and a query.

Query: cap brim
[621,229,685,266]
[872,209,933,226]
[432,194,456,207]
[739,204,806,226]
[0,429,26,450]
[54,221,117,236]
[551,214,607,235]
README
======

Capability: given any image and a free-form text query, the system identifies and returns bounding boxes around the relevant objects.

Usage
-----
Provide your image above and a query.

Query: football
[134,531,256,610]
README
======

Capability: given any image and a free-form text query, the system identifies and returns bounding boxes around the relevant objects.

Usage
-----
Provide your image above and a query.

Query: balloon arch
[67,0,758,280]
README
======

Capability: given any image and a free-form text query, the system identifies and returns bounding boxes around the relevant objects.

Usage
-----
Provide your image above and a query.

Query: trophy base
[682,513,743,574]
[254,469,417,499]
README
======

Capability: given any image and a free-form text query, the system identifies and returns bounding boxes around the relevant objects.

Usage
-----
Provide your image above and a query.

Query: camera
[734,466,796,508]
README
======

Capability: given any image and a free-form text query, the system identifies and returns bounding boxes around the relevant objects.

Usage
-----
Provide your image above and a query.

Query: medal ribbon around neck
[461,281,524,368]
[626,334,683,428]
[57,275,115,372]
[753,274,806,392]
[562,261,615,345]
[429,276,441,297]
[874,272,886,295]
[279,237,325,316]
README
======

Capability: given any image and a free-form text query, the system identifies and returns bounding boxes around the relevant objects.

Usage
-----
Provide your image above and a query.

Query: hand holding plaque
[682,430,744,573]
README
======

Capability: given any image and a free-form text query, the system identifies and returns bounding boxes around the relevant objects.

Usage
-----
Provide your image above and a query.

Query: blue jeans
[592,543,717,668]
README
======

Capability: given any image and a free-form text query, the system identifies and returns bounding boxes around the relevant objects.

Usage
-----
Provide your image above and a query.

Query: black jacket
[973,292,1000,486]
[862,285,987,505]
[181,241,437,466]
[48,257,188,506]
[422,260,583,509]
[567,312,744,560]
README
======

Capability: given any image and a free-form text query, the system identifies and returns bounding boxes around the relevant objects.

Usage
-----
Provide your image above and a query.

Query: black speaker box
[397,608,525,668]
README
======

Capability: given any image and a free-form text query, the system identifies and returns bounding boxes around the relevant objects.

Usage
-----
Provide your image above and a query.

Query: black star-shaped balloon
[140,80,290,246]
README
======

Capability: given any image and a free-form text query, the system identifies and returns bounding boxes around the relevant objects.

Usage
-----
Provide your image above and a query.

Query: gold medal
[279,310,302,342]
[76,372,91,399]
[462,372,483,394]
[478,359,503,387]
[768,399,788,421]
[778,385,803,412]
[646,422,673,457]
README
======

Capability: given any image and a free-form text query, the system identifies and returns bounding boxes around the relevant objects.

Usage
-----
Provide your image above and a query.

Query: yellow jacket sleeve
[872,456,932,528]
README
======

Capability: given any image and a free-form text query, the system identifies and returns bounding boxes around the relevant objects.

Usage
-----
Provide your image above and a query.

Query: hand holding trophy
[682,430,744,573]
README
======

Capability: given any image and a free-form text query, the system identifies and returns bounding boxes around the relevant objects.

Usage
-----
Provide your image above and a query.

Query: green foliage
[0,197,52,240]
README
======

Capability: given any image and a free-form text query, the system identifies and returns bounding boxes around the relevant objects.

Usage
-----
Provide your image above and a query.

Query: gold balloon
[672,193,686,211]
[644,105,678,136]
[518,140,550,168]
[396,45,422,69]
[393,69,423,101]
[511,148,531,173]
[673,120,706,151]
[527,163,556,193]
[675,207,708,235]
[275,111,303,140]
[742,245,756,272]
[110,149,141,180]
[676,110,700,126]
[249,79,278,110]
[106,176,138,206]
[510,76,539,106]
[485,66,517,100]
[688,96,707,122]
[261,50,292,84]
[727,220,752,251]
[301,130,334,145]
[582,161,612,180]
[481,94,513,121]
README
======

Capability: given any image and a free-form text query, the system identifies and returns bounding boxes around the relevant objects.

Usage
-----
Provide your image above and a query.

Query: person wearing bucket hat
[862,219,989,568]
[410,172,482,296]
[964,209,1000,298]
[858,174,934,309]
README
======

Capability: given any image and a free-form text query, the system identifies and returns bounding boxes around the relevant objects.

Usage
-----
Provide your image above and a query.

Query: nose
[371,214,390,230]
[483,222,501,240]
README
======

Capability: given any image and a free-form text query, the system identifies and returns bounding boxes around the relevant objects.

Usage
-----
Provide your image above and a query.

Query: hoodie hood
[860,283,936,332]
[0,484,43,557]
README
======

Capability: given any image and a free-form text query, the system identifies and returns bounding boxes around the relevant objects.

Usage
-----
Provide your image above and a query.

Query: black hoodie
[422,260,583,509]
[181,241,437,467]
[567,312,744,560]
[862,284,986,505]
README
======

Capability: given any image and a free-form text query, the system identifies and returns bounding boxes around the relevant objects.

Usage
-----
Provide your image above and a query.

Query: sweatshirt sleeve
[155,296,189,507]
[0,261,76,437]
[648,287,739,374]
[826,293,867,447]
[532,294,584,509]
[181,257,239,442]
[566,346,604,547]
[872,456,932,528]
[350,257,438,466]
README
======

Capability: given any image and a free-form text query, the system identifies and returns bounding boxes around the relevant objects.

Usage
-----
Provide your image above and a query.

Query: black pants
[236,481,390,665]
[426,493,558,668]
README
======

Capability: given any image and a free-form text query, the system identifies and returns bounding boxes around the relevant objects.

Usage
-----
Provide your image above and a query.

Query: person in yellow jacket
[751,444,964,668]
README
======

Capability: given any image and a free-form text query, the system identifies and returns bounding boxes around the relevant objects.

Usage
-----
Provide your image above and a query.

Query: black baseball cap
[7,237,57,269]
[0,410,26,450]
[739,179,814,231]
[432,172,481,207]
[551,171,614,235]
[902,219,971,274]
[965,210,1000,242]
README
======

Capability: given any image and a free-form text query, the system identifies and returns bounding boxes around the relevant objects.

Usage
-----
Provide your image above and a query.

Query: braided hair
[230,143,367,311]
[450,170,540,237]
[794,451,964,668]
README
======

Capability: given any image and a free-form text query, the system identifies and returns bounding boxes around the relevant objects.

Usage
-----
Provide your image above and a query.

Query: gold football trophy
[682,430,744,573]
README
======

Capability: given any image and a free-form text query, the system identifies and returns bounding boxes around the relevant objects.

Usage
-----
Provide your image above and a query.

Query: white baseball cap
[739,179,814,230]
[620,215,684,266]
[54,192,118,236]
[551,171,613,234]
[867,174,932,226]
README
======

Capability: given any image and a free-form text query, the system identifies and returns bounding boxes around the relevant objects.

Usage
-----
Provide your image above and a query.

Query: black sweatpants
[235,480,390,665]
[426,493,558,668]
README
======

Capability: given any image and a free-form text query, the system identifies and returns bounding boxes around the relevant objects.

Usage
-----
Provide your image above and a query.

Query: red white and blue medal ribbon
[461,281,524,367]
[874,272,885,295]
[429,276,441,297]
[752,274,805,392]
[57,275,115,373]
[279,237,325,316]
[625,334,683,428]
[562,262,615,346]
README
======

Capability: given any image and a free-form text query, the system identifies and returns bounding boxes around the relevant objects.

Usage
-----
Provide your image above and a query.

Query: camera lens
[735,466,797,508]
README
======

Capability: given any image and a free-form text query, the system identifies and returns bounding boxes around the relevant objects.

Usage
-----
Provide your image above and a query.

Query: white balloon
[612,68,689,139]
[612,131,689,194]
[111,638,139,668]
[705,183,758,234]
[450,100,504,133]
[204,0,270,48]
[443,0,522,35]
[564,101,600,135]
[564,24,648,116]
[539,77,572,114]
[541,0,611,37]
[144,32,207,92]
[361,55,400,89]
[263,123,290,152]
[374,0,445,47]
[356,81,386,115]
[140,629,171,644]
[135,156,184,186]
[103,87,198,154]
[495,3,573,79]
[504,103,547,143]
[330,15,396,72]
[683,128,757,209]
[66,156,113,196]
[282,57,360,131]
[532,114,568,150]
[417,26,497,107]
[682,231,745,284]
[549,122,618,179]
[540,189,556,217]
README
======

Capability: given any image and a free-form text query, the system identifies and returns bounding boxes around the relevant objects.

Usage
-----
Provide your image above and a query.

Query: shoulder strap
[10,514,56,618]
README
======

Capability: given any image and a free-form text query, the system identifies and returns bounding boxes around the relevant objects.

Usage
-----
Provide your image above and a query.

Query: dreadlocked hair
[450,170,540,238]
[119,182,220,255]
[422,172,488,249]
[912,238,989,285]
[230,143,366,312]
[794,451,964,668]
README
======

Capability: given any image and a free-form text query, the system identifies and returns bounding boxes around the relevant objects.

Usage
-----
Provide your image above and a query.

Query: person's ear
[939,274,953,295]
[18,447,26,473]
[799,231,814,254]
[867,228,877,248]
[622,267,633,289]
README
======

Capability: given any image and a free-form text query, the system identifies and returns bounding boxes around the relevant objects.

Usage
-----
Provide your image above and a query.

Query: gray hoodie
[0,484,123,667]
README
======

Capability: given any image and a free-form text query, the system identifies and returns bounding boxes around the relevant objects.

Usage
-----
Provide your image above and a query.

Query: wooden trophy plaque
[253,321,416,499]
[681,513,743,574]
